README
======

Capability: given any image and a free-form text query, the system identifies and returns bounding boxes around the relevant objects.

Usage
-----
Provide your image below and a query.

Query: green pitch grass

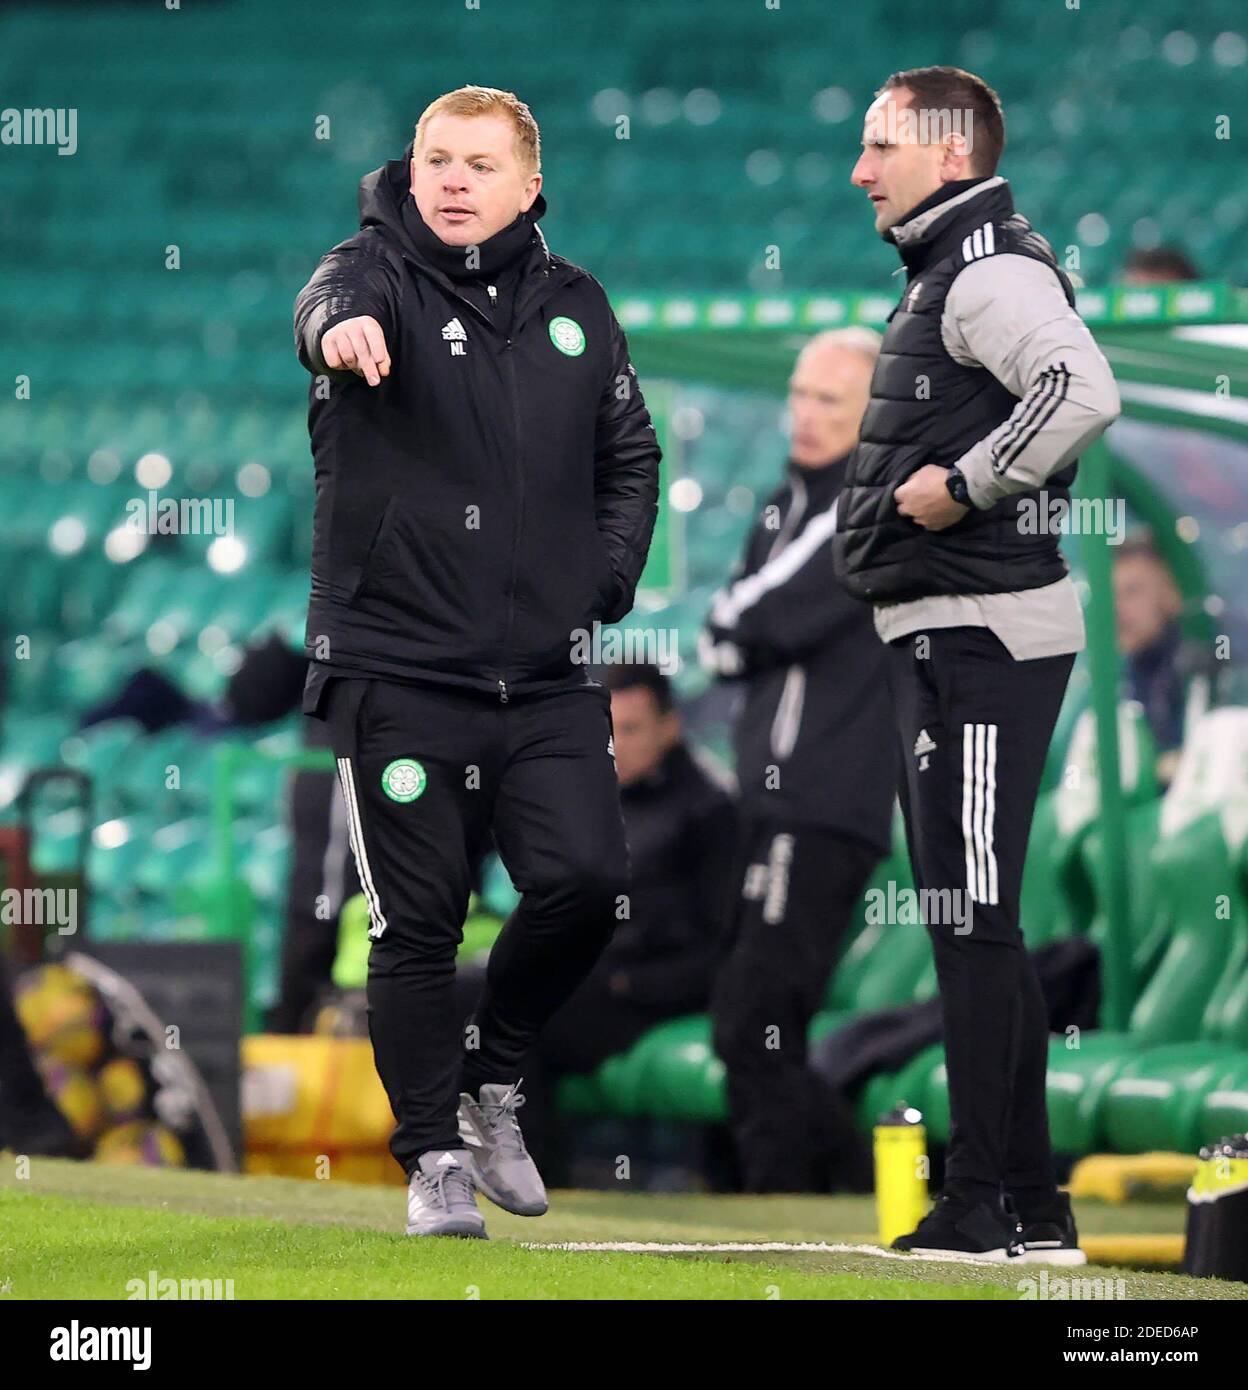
[0,1158,1240,1300]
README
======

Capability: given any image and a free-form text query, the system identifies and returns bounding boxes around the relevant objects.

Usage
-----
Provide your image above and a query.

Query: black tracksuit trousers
[886,626,1075,1207]
[712,820,881,1192]
[319,675,627,1180]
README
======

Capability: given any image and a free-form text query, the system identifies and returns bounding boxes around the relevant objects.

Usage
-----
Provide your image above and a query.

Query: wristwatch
[945,467,972,507]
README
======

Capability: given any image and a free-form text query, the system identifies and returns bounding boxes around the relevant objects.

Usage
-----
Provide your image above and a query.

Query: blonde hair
[414,86,541,174]
[805,327,883,364]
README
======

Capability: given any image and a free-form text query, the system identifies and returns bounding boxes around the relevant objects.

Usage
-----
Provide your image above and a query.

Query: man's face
[411,113,541,247]
[1114,552,1182,655]
[851,86,955,235]
[610,685,679,788]
[787,343,874,467]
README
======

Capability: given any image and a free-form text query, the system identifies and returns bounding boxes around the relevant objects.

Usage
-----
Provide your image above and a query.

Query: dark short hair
[1123,246,1200,282]
[879,65,1005,177]
[599,663,674,714]
[1115,533,1168,569]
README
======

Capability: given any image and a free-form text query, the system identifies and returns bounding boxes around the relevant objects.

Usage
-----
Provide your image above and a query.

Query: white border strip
[337,755,388,938]
[961,722,999,906]
[520,1240,1008,1266]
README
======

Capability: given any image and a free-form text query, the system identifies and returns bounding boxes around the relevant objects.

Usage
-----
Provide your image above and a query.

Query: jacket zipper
[424,280,516,703]
[483,282,508,700]
[497,333,523,702]
[402,259,585,703]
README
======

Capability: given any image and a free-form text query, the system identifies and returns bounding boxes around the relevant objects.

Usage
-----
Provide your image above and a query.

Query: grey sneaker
[457,1080,549,1217]
[405,1148,488,1238]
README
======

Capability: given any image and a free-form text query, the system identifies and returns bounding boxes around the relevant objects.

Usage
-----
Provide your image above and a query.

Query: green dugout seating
[1198,1052,1248,1144]
[855,1043,947,1134]
[1017,702,1160,953]
[103,557,187,644]
[826,824,928,1019]
[561,1015,727,1124]
[5,0,1248,1094]
[5,639,70,718]
[845,702,1248,1154]
[51,636,146,715]
[58,719,145,795]
[559,822,925,1125]
[87,814,159,906]
[1046,709,1248,1154]
[557,703,1168,1132]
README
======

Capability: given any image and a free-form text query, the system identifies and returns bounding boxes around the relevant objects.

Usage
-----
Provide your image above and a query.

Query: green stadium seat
[103,557,186,643]
[855,1043,944,1133]
[58,719,145,790]
[1081,799,1167,991]
[630,1016,726,1123]
[87,815,159,903]
[1198,1054,1248,1146]
[1047,710,1248,1154]
[132,817,211,898]
[28,806,89,877]
[1101,1046,1248,1154]
[826,836,934,1014]
[6,631,64,713]
[240,823,291,907]
[51,636,143,715]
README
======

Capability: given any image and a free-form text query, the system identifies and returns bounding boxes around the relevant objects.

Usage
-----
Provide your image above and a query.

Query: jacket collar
[398,192,542,283]
[622,742,691,799]
[786,451,852,496]
[358,142,557,279]
[357,141,577,333]
[888,175,1012,275]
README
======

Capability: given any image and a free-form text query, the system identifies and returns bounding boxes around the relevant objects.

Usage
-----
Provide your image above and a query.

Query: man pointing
[294,86,660,1237]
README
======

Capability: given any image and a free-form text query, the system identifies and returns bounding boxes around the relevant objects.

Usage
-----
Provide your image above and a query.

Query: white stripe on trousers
[336,756,388,938]
[961,723,999,905]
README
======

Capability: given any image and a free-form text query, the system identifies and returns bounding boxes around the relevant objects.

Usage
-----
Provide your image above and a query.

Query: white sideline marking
[526,1241,893,1259]
[521,1240,1012,1267]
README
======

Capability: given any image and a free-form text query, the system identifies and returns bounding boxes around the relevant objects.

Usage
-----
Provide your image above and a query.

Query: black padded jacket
[293,145,661,704]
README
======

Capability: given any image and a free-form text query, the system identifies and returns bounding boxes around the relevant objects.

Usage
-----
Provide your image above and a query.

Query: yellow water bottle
[874,1105,928,1247]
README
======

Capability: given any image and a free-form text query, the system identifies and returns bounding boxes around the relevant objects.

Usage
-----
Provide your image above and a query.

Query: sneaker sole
[467,1153,548,1217]
[405,1220,489,1239]
[898,1245,1022,1264]
[1013,1246,1088,1266]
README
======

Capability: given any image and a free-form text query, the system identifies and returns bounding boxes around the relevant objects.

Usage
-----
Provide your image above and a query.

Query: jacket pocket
[346,498,400,606]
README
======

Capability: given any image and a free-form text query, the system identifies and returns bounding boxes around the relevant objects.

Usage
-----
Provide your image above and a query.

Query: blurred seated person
[1114,535,1220,783]
[1121,246,1199,286]
[456,663,737,1180]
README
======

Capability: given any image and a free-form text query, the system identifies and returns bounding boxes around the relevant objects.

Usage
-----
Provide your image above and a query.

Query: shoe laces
[414,1158,475,1210]
[478,1081,529,1156]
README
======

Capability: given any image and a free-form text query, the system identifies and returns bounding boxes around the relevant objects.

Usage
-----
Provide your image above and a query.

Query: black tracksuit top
[704,458,898,856]
[293,148,661,704]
